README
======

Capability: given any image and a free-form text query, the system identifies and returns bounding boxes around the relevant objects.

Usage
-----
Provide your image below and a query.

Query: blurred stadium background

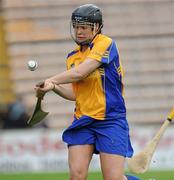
[0,0,174,179]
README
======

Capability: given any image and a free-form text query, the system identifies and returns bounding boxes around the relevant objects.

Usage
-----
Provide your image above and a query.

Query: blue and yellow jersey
[66,34,126,120]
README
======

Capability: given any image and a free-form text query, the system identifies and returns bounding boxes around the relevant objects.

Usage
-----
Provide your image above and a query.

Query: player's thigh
[100,152,125,180]
[68,144,94,172]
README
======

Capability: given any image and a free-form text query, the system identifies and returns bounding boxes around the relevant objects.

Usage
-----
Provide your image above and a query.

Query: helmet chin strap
[71,23,103,46]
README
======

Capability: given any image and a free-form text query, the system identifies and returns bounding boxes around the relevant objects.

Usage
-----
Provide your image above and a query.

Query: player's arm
[49,58,101,84]
[36,58,102,93]
[53,83,75,101]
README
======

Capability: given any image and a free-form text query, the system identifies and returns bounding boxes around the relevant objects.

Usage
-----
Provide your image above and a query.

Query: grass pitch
[0,171,173,180]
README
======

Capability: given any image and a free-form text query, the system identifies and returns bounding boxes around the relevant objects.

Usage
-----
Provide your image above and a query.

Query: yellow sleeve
[87,37,112,62]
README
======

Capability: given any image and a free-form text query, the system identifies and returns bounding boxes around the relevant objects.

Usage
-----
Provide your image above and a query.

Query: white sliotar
[27,60,38,71]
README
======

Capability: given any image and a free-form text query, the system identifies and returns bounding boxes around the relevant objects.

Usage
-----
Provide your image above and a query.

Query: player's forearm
[53,84,76,101]
[48,68,86,85]
[48,59,101,85]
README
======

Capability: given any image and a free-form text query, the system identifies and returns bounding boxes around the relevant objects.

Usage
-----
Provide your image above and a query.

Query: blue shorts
[62,116,133,157]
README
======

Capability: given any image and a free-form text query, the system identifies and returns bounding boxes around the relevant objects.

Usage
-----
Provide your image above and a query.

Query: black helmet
[71,4,103,27]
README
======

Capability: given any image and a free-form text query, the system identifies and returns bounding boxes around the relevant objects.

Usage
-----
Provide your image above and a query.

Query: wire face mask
[70,21,103,46]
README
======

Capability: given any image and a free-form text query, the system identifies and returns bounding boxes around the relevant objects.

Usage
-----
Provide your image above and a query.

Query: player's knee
[69,166,88,180]
[70,171,87,180]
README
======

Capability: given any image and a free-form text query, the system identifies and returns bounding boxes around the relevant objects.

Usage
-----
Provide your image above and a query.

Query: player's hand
[35,80,54,99]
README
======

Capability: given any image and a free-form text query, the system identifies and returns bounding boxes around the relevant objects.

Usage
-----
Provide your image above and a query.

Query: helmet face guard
[70,4,103,46]
[70,20,102,46]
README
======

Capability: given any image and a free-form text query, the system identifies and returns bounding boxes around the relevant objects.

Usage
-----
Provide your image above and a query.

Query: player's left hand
[35,80,54,99]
